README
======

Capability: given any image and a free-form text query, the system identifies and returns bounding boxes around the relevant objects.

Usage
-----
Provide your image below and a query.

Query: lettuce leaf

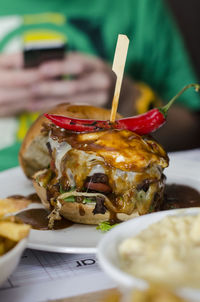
[83,198,95,204]
[63,196,95,203]
[63,196,75,202]
[96,221,118,232]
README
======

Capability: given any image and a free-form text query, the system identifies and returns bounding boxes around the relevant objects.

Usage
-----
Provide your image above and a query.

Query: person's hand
[29,52,115,111]
[0,53,39,117]
[0,52,138,117]
[31,52,138,114]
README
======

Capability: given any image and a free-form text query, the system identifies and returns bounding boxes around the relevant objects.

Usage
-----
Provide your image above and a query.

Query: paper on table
[0,249,115,302]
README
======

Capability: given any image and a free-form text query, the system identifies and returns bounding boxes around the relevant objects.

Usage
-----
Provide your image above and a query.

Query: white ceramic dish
[0,238,27,285]
[0,158,199,254]
[97,208,200,302]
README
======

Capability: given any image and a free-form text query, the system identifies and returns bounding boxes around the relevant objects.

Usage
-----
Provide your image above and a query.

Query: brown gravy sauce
[46,123,168,172]
[78,204,85,216]
[161,184,200,210]
[16,208,73,230]
[8,193,41,203]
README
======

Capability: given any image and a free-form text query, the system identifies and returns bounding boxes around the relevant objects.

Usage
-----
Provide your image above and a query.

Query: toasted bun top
[19,103,122,178]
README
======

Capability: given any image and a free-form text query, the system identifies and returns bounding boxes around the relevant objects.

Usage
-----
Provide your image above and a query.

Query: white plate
[0,158,200,254]
[97,208,200,302]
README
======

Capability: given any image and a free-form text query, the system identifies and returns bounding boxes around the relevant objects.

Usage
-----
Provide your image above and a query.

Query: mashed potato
[119,214,200,288]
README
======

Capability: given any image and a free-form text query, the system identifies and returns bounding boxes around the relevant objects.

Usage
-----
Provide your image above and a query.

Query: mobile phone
[23,43,66,68]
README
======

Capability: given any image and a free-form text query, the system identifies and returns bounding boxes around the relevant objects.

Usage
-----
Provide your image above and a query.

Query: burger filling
[38,124,168,223]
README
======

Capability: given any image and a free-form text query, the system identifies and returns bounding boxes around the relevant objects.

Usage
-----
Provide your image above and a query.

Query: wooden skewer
[110,34,129,123]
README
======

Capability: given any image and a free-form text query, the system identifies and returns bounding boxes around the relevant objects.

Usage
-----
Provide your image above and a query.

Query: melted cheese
[63,130,168,172]
[48,137,71,178]
[48,135,163,197]
[88,164,105,176]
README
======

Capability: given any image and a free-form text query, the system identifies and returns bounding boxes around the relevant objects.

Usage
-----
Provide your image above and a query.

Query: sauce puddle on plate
[8,193,41,203]
[16,208,73,230]
[161,184,200,210]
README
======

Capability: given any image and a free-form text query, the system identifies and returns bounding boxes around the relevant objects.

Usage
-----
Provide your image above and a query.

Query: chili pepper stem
[159,83,200,117]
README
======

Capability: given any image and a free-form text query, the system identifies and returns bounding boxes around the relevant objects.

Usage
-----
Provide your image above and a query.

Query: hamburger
[19,103,169,226]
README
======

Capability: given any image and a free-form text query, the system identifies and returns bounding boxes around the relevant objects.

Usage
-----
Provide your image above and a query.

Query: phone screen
[24,43,66,68]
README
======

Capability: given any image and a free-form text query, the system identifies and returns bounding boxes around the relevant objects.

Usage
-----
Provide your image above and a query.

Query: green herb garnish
[96,221,118,232]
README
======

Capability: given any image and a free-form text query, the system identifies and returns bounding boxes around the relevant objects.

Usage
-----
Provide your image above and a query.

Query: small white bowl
[0,238,27,285]
[97,208,200,302]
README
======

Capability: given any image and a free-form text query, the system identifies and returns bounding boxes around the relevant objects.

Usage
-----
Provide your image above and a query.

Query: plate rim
[27,242,97,254]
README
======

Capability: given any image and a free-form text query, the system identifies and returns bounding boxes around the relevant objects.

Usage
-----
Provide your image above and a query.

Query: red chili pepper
[44,84,199,135]
[114,108,165,135]
[44,114,114,132]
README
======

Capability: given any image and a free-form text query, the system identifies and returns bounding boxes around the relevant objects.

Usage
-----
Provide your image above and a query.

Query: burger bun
[19,103,121,178]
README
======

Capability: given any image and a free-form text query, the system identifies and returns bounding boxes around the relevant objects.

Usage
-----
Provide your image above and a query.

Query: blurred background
[167,0,200,78]
[0,0,199,172]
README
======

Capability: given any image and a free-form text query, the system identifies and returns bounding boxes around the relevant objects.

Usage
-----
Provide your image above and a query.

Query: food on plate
[19,84,200,227]
[0,197,30,256]
[19,104,168,226]
[0,197,31,217]
[16,208,73,230]
[0,216,30,256]
[19,104,121,178]
[119,213,200,288]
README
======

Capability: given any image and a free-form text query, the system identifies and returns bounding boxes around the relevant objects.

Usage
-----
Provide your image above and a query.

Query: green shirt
[0,0,199,171]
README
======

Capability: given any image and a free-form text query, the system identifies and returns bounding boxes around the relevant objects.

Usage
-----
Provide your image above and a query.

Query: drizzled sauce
[109,211,122,225]
[78,204,85,216]
[47,123,168,172]
[16,208,73,230]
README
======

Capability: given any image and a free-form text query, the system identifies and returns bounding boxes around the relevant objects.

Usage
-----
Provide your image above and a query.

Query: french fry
[0,211,30,256]
[0,222,30,242]
[0,198,30,218]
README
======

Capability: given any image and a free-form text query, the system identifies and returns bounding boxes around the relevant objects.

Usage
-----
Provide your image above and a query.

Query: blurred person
[0,0,199,171]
